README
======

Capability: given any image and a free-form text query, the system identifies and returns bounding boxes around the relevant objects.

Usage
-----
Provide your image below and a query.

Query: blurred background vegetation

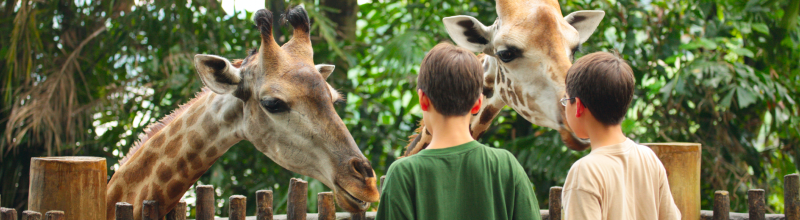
[1,0,799,217]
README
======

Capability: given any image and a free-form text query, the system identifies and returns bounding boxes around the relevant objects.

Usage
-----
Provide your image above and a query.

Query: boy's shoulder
[478,143,516,157]
[567,154,609,179]
[393,142,518,168]
[387,155,418,171]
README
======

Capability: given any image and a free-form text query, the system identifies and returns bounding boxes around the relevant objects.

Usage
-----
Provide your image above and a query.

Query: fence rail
[1,174,798,220]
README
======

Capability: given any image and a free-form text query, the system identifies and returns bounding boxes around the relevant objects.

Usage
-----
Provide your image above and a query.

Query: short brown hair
[566,51,635,126]
[417,43,483,116]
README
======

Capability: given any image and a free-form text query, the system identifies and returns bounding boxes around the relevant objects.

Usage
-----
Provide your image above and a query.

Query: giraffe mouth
[334,183,370,211]
[559,124,591,151]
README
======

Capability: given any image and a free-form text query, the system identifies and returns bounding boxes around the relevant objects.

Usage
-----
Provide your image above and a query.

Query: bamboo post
[115,202,133,220]
[318,192,335,220]
[44,211,65,220]
[351,212,366,220]
[786,174,799,219]
[1,208,17,220]
[229,195,246,220]
[141,200,158,220]
[196,185,215,220]
[644,143,701,220]
[165,201,186,220]
[256,190,273,220]
[549,187,563,220]
[28,157,107,220]
[748,189,765,220]
[23,210,42,220]
[713,191,729,220]
[287,178,308,220]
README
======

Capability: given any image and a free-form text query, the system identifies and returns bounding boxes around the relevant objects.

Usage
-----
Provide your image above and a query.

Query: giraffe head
[193,6,378,211]
[442,0,603,151]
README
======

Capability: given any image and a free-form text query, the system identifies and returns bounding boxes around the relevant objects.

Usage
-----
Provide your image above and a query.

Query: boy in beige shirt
[561,52,681,220]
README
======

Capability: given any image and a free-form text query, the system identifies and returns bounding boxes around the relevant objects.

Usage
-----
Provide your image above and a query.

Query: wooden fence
[1,175,798,220]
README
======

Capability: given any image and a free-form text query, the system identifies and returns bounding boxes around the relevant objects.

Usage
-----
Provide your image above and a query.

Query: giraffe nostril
[350,159,374,179]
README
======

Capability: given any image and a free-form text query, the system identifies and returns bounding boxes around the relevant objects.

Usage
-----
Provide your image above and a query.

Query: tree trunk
[265,0,285,44]
[321,0,358,42]
[321,0,358,73]
[320,0,359,107]
[28,157,107,220]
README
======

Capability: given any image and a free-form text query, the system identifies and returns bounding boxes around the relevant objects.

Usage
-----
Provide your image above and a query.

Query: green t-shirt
[375,141,541,220]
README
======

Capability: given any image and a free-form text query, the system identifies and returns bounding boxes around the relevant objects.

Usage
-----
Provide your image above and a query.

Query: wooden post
[229,195,246,220]
[713,191,729,220]
[256,190,273,220]
[351,212,366,220]
[1,208,17,220]
[28,157,107,220]
[748,189,765,220]
[115,202,133,220]
[196,185,215,220]
[786,174,800,220]
[165,201,186,220]
[644,143,701,220]
[549,187,562,220]
[23,210,42,220]
[44,211,65,220]
[380,176,386,194]
[318,192,335,220]
[287,178,308,220]
[141,200,158,220]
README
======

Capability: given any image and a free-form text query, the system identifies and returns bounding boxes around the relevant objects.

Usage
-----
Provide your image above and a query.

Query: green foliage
[1,0,799,217]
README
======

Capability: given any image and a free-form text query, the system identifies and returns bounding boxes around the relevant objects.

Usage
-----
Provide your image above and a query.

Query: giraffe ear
[195,54,241,94]
[443,15,494,53]
[564,10,605,44]
[315,64,335,79]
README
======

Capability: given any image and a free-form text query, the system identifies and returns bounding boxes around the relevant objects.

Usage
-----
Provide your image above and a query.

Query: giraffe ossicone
[405,0,604,156]
[106,6,378,220]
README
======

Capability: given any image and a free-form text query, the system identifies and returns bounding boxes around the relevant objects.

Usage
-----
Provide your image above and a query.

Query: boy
[375,43,541,220]
[561,52,681,220]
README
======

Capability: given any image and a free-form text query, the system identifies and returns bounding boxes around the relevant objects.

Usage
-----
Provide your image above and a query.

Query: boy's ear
[195,54,241,94]
[564,10,605,44]
[442,16,495,53]
[418,89,430,112]
[575,97,585,118]
[470,95,483,115]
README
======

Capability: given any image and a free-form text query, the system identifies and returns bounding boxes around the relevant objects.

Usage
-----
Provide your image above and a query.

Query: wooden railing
[1,174,798,220]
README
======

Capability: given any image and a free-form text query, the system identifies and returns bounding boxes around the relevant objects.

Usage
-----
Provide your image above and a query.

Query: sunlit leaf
[752,23,770,34]
[732,48,755,57]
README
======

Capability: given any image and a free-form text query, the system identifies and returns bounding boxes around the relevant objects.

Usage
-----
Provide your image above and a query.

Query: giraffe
[105,6,379,220]
[403,0,604,156]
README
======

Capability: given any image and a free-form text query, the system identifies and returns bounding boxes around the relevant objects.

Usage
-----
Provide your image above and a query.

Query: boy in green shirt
[375,43,541,220]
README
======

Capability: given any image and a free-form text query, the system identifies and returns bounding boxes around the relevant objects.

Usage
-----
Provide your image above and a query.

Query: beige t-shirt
[562,138,681,220]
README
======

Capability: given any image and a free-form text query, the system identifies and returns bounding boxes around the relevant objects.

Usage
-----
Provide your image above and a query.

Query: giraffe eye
[261,98,290,113]
[496,47,521,63]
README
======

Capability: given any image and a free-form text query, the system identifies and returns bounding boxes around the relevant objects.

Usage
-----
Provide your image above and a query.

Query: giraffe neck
[106,91,245,220]
[467,55,506,138]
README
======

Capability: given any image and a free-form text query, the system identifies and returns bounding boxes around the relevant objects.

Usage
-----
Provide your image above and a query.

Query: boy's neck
[587,123,628,151]
[426,114,475,150]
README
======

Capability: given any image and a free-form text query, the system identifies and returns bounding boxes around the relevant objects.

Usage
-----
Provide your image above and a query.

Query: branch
[59,26,107,75]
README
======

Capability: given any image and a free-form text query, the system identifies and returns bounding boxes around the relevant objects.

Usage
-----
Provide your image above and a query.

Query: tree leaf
[737,87,758,108]
[720,89,735,108]
[752,23,770,34]
[732,48,755,57]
